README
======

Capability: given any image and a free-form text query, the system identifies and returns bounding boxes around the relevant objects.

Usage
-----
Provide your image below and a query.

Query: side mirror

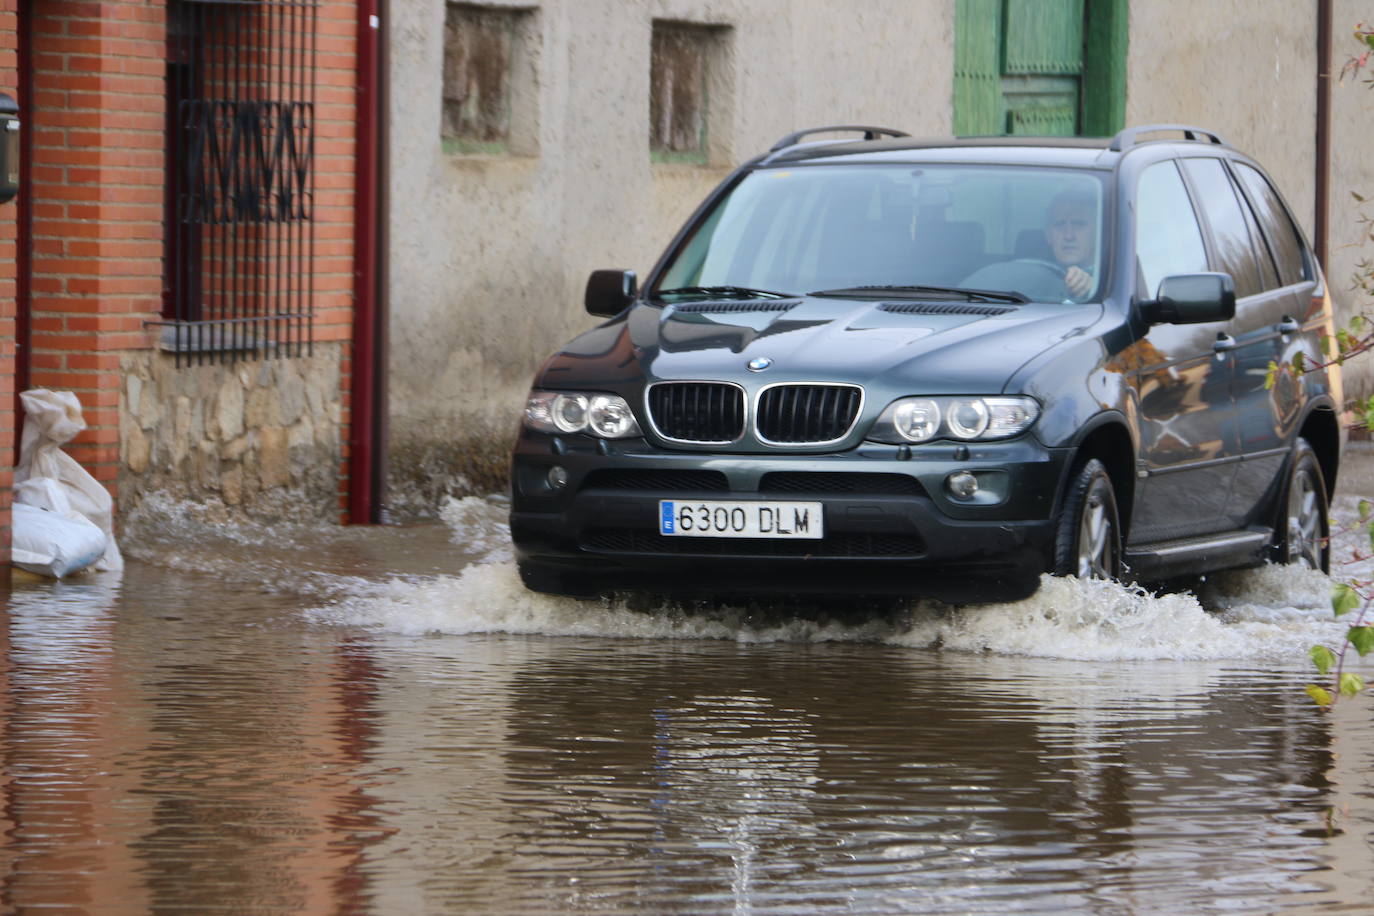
[1141,272,1235,325]
[0,92,19,205]
[585,269,637,318]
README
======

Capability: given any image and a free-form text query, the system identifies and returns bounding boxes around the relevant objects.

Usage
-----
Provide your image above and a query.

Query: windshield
[655,164,1108,304]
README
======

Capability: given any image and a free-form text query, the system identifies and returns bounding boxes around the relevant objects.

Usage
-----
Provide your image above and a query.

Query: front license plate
[658,500,824,539]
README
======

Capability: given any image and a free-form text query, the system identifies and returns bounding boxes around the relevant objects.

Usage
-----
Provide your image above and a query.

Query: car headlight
[524,390,642,439]
[870,395,1039,443]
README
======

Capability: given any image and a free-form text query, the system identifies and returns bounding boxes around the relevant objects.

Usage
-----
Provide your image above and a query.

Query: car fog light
[547,466,569,490]
[946,470,978,499]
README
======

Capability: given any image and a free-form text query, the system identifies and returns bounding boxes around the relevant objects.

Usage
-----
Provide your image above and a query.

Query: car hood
[539,297,1102,395]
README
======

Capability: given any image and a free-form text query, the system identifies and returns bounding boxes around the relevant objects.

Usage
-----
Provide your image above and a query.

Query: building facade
[0,0,380,569]
[387,0,1374,511]
[0,0,1371,567]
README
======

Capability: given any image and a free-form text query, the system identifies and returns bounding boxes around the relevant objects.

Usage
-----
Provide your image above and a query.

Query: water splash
[122,488,1370,664]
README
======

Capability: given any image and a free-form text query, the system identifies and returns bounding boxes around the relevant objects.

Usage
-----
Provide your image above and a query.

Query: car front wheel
[1278,437,1329,572]
[1053,458,1122,581]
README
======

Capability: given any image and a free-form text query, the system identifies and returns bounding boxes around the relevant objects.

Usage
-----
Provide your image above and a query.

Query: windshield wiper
[809,285,1029,304]
[654,285,798,300]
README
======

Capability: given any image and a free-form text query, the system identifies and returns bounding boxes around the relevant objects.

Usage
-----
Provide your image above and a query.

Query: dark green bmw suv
[510,125,1343,603]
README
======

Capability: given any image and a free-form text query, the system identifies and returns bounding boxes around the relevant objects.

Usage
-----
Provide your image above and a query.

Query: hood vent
[877,301,1016,317]
[671,300,801,314]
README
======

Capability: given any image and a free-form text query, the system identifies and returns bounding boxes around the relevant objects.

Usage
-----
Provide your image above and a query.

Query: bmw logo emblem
[747,356,773,372]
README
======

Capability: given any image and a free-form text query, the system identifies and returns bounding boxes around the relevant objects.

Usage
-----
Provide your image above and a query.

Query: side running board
[1125,528,1271,579]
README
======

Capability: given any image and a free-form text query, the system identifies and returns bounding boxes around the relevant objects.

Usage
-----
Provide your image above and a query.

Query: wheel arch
[1298,402,1341,499]
[1065,414,1137,535]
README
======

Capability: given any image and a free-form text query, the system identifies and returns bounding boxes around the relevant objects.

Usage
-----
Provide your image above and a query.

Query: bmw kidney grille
[647,382,862,445]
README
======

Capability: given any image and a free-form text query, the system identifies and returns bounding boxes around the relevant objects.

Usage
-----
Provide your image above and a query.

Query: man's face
[1045,204,1095,267]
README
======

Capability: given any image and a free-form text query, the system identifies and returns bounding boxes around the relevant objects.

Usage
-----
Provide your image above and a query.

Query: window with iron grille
[159,0,317,366]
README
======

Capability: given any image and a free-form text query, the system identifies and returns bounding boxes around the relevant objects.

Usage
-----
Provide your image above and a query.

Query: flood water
[2,489,1373,914]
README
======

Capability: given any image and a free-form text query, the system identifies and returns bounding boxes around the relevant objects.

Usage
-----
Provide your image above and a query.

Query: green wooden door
[954,0,1126,137]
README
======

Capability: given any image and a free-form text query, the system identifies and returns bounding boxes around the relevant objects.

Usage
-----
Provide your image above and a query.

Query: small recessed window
[442,3,538,156]
[650,21,731,165]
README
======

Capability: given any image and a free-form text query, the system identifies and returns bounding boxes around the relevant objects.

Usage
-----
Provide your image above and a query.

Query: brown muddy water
[2,489,1373,915]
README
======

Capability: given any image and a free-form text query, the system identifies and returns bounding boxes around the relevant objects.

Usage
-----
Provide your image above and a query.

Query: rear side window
[1233,162,1309,287]
[1180,158,1263,299]
[1135,161,1208,297]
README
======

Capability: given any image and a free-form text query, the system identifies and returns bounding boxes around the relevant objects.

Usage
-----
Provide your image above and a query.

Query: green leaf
[1359,499,1372,521]
[1333,582,1362,617]
[1319,334,1333,356]
[1307,684,1334,706]
[1356,191,1369,203]
[1311,644,1338,674]
[1264,363,1278,390]
[1348,626,1374,657]
[1353,314,1367,333]
[1339,672,1366,698]
[1368,520,1374,551]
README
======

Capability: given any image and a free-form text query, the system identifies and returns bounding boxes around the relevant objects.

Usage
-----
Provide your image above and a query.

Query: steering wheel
[1013,258,1068,279]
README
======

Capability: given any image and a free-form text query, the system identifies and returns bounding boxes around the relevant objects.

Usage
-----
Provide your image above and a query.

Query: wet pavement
[2,469,1374,914]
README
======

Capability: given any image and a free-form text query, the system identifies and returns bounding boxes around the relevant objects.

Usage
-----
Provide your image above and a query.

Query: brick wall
[314,0,357,519]
[27,0,164,499]
[0,0,16,567]
[13,0,360,529]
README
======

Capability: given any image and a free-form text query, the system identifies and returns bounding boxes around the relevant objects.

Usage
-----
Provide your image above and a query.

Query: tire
[517,560,598,598]
[1277,437,1330,573]
[1053,458,1122,580]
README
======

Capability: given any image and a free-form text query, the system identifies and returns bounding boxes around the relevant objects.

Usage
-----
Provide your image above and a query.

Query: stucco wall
[1128,2,1373,400]
[1329,3,1374,401]
[1126,0,1317,237]
[119,348,345,522]
[387,0,953,512]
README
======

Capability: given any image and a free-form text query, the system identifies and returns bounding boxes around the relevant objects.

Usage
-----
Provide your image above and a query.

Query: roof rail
[769,124,910,152]
[1109,124,1229,152]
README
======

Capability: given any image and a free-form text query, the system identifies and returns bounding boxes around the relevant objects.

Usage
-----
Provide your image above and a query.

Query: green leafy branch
[1338,22,1374,84]
[1306,497,1374,704]
[1265,314,1374,434]
[1305,23,1374,706]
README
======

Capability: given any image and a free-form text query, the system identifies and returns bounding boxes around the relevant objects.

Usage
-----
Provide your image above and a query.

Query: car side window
[1233,162,1309,287]
[1236,182,1281,291]
[1180,158,1263,299]
[1135,161,1208,298]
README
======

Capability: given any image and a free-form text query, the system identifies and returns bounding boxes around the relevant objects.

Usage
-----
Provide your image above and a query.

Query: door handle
[1277,315,1301,334]
[1213,333,1238,353]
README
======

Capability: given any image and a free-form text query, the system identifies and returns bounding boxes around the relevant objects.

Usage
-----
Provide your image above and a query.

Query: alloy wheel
[1076,486,1116,579]
[1287,466,1324,569]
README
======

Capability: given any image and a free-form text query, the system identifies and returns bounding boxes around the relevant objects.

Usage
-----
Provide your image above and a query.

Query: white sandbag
[15,389,123,572]
[12,503,108,578]
[15,476,73,515]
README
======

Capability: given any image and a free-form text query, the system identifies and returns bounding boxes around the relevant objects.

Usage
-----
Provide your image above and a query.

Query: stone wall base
[120,347,345,523]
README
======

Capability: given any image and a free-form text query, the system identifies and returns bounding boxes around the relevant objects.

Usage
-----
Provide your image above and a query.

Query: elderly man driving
[961,189,1099,302]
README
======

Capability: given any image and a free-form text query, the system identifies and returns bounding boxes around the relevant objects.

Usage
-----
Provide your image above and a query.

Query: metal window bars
[153,0,318,366]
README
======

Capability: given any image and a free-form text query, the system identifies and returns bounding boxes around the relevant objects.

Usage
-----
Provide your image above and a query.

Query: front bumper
[510,433,1072,603]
